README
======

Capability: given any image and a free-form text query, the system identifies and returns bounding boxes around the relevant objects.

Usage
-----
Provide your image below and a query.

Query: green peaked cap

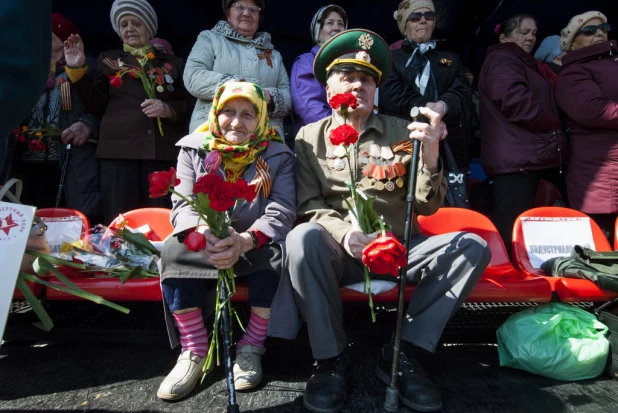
[313,29,392,86]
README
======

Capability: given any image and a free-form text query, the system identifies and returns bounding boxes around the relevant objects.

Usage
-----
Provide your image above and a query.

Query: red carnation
[328,93,359,110]
[361,235,408,277]
[28,139,47,152]
[148,168,180,198]
[184,231,207,252]
[209,182,238,212]
[108,74,123,88]
[193,173,224,196]
[330,124,359,146]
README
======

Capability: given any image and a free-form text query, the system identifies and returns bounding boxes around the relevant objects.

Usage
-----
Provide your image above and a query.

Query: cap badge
[358,33,374,50]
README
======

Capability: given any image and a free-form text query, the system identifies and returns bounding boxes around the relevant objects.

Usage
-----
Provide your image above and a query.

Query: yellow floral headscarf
[195,81,283,182]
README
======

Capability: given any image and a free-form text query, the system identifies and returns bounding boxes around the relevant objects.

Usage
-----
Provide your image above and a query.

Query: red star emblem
[0,213,19,235]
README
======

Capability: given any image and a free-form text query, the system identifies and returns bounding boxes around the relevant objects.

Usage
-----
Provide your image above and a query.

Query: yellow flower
[146,53,155,59]
[35,132,43,137]
[22,126,28,131]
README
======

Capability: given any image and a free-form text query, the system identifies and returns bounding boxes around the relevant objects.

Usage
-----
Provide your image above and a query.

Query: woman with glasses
[380,0,472,172]
[290,5,347,133]
[478,13,567,251]
[184,0,291,140]
[556,11,617,241]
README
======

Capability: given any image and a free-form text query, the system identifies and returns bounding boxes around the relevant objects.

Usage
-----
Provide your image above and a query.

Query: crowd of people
[2,0,616,412]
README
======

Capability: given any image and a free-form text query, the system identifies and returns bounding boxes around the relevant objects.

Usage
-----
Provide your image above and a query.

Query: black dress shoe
[375,340,443,412]
[304,352,348,413]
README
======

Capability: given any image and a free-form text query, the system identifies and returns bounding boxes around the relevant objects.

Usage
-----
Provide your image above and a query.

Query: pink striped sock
[237,311,269,349]
[173,309,208,358]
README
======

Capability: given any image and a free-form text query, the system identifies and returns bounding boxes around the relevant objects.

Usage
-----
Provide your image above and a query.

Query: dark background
[52,0,616,83]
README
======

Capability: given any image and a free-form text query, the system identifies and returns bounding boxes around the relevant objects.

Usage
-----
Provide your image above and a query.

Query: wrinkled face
[218,97,259,145]
[326,71,377,118]
[119,14,150,48]
[318,11,345,45]
[404,7,435,44]
[499,18,537,54]
[226,1,260,38]
[571,18,609,51]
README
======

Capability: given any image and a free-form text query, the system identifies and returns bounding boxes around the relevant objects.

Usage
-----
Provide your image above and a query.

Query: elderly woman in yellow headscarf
[157,81,296,401]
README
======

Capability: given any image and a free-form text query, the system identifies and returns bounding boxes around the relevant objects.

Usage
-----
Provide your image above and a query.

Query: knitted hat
[393,0,435,36]
[222,0,265,12]
[110,0,158,38]
[534,35,561,62]
[313,29,392,86]
[560,11,607,51]
[150,37,174,55]
[51,13,79,42]
[310,5,348,45]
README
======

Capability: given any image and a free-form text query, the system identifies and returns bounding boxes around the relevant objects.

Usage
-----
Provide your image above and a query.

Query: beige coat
[295,113,447,242]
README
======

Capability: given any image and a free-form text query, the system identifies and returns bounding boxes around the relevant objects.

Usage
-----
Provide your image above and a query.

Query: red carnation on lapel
[330,124,359,146]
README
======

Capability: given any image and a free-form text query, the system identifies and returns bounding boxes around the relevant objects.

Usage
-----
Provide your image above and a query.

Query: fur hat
[110,0,158,38]
[51,13,79,42]
[534,35,562,63]
[560,11,607,51]
[310,5,348,45]
[222,0,265,13]
[393,0,435,36]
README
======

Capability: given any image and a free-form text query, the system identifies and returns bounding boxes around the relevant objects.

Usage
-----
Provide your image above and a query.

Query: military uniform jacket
[295,113,447,242]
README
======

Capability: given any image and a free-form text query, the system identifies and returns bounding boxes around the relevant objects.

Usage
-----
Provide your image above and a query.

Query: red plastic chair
[614,217,618,251]
[533,179,563,207]
[14,208,90,300]
[338,208,552,303]
[512,207,617,302]
[46,208,173,301]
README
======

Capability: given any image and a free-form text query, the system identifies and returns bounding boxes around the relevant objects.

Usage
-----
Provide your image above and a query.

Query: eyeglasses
[579,23,611,36]
[407,11,436,22]
[230,3,261,14]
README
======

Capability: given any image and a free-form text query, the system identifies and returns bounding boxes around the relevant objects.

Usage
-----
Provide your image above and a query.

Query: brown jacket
[295,113,447,242]
[72,49,195,161]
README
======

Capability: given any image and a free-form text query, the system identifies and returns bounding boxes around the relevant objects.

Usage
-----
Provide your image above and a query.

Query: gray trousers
[286,223,491,359]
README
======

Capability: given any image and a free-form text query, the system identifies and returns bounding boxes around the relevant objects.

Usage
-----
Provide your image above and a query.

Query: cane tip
[410,107,420,118]
[383,387,399,412]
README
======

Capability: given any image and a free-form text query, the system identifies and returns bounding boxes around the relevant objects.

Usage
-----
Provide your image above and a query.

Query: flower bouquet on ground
[148,158,257,375]
[328,93,407,321]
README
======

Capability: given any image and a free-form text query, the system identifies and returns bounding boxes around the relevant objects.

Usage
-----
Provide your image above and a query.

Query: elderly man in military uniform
[286,29,491,413]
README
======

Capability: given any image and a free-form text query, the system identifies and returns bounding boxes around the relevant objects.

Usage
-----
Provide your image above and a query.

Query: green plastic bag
[497,303,609,381]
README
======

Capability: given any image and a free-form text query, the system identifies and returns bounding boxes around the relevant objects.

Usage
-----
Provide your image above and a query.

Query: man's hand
[425,101,446,118]
[407,106,446,174]
[343,228,375,259]
[141,99,173,118]
[60,121,91,146]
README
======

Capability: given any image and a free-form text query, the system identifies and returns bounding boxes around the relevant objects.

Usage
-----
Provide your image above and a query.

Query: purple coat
[290,45,332,127]
[479,42,566,177]
[556,40,618,214]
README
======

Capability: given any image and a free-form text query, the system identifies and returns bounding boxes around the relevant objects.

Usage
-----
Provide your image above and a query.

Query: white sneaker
[233,345,265,390]
[157,350,210,400]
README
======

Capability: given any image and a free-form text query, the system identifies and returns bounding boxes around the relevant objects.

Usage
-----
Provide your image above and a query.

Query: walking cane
[383,107,425,412]
[219,277,240,413]
[55,144,71,207]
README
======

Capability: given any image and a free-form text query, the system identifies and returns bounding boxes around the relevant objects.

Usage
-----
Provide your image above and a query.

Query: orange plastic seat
[512,207,617,302]
[234,208,552,304]
[533,179,563,207]
[46,208,173,301]
[614,217,618,251]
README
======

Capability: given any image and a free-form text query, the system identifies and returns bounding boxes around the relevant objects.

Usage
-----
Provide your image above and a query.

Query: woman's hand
[202,228,253,270]
[61,121,91,146]
[141,99,173,118]
[63,34,86,68]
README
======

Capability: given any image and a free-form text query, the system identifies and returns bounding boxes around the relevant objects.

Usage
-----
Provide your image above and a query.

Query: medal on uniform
[385,164,395,191]
[394,162,406,188]
[167,84,174,91]
[156,85,164,92]
[334,158,346,170]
